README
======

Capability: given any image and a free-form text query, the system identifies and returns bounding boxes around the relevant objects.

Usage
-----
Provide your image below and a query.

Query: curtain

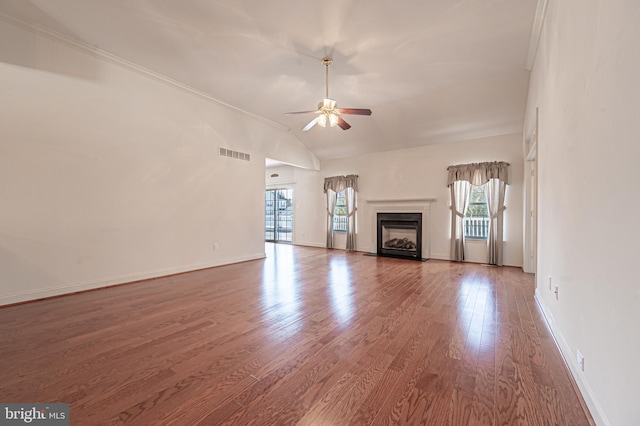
[325,189,337,248]
[450,180,471,261]
[486,178,507,266]
[447,161,509,263]
[447,161,509,187]
[324,174,358,250]
[324,174,359,193]
[345,187,357,251]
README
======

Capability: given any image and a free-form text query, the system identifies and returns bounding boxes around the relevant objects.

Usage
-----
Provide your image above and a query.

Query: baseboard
[430,252,450,261]
[534,290,608,426]
[0,253,265,307]
[291,241,326,249]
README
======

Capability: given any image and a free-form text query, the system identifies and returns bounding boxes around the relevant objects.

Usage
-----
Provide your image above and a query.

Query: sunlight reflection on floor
[262,243,357,335]
[261,244,302,335]
[328,257,354,325]
[457,274,496,353]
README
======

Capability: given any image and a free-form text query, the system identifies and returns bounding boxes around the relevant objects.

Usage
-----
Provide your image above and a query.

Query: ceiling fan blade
[338,108,372,116]
[302,117,319,131]
[285,110,318,115]
[337,117,351,130]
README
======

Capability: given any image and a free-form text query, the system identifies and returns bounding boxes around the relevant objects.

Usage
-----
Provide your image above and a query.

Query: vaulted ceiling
[0,0,538,161]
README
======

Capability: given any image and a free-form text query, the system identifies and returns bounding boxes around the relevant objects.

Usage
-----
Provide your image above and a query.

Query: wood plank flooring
[0,244,593,425]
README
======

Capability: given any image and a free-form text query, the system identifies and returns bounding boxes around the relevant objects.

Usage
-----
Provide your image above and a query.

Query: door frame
[524,108,538,275]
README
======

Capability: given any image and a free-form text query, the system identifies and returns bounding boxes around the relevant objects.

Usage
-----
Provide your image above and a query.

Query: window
[333,189,348,232]
[265,189,293,242]
[464,184,489,239]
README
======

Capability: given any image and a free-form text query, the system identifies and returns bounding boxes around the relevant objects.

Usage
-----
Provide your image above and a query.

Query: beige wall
[525,0,640,424]
[0,19,317,305]
[271,133,524,267]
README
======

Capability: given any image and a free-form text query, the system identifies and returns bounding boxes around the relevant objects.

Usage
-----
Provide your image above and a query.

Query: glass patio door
[265,189,293,242]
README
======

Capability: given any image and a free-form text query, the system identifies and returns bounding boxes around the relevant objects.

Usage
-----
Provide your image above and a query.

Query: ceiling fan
[285,58,372,131]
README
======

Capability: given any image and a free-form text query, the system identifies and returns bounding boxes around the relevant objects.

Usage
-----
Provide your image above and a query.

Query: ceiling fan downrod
[322,57,332,99]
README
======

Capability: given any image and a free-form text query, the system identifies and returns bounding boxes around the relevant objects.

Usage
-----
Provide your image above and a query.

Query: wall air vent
[219,147,250,162]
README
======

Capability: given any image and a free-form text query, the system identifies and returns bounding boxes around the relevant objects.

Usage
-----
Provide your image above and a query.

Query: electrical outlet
[213,243,219,251]
[576,350,585,371]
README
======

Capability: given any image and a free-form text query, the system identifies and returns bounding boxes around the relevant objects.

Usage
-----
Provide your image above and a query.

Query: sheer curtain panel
[486,178,507,265]
[450,180,471,261]
[345,186,357,251]
[325,189,337,248]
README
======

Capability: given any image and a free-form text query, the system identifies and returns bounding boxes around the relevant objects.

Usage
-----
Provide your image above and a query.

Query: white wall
[0,19,317,305]
[525,1,640,425]
[285,134,524,267]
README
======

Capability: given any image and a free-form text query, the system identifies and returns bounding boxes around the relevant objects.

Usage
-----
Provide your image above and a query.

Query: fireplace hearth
[377,212,423,260]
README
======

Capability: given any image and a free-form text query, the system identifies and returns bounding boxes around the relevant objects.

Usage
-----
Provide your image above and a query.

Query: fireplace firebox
[377,212,422,260]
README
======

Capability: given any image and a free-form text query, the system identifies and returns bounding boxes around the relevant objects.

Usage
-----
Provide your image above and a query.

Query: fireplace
[377,212,422,260]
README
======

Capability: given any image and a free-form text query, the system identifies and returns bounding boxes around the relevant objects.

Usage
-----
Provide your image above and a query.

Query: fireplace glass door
[377,212,422,260]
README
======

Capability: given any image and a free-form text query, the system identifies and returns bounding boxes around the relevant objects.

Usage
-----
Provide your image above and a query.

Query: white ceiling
[0,0,538,161]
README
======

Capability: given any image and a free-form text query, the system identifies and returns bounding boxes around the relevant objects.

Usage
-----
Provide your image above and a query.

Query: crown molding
[525,0,550,71]
[0,12,290,132]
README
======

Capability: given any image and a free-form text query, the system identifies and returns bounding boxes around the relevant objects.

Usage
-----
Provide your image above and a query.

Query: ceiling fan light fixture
[328,112,339,127]
[323,98,336,109]
[285,57,372,131]
[318,112,338,128]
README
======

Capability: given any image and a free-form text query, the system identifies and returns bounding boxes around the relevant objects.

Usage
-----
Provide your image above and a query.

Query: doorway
[265,189,293,242]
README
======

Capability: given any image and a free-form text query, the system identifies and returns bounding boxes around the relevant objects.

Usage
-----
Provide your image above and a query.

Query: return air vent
[219,147,250,162]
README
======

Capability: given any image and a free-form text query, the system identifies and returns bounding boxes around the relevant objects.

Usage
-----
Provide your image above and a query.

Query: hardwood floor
[0,244,593,425]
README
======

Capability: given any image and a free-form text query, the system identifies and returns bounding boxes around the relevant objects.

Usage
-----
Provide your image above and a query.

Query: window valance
[323,174,359,193]
[446,161,509,187]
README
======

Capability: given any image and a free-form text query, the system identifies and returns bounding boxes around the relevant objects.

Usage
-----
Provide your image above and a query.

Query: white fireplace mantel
[365,198,436,205]
[363,198,436,259]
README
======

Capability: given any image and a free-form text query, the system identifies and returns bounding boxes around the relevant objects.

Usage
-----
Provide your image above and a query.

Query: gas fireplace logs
[383,238,417,251]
